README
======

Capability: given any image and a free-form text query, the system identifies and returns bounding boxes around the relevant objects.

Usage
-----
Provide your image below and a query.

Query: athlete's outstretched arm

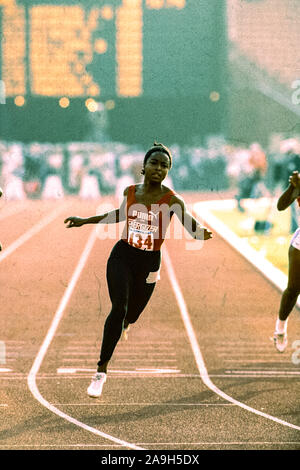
[277,171,300,211]
[170,195,212,240]
[64,187,128,228]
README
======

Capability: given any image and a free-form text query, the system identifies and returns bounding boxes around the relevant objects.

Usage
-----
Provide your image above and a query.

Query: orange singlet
[122,185,176,252]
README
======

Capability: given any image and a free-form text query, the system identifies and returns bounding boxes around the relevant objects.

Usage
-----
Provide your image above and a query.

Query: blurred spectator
[68,152,84,193]
[115,154,136,200]
[41,151,64,199]
[24,143,45,198]
[0,136,297,210]
[2,143,26,200]
[235,143,268,212]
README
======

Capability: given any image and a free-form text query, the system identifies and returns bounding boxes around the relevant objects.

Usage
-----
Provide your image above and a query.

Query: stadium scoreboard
[1,0,224,101]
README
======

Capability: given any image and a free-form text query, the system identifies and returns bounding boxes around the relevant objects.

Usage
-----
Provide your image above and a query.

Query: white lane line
[227,370,300,375]
[51,403,234,407]
[163,246,300,432]
[0,368,12,373]
[0,442,298,447]
[113,359,177,362]
[61,352,176,356]
[135,441,300,446]
[3,373,300,380]
[57,367,181,375]
[24,373,300,380]
[0,203,70,263]
[224,359,290,363]
[115,353,176,356]
[27,229,144,451]
[70,341,172,347]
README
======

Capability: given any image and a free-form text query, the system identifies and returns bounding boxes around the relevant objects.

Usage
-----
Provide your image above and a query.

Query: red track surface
[0,194,299,451]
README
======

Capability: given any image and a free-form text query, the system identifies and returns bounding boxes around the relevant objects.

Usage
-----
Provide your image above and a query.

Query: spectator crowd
[0,135,299,207]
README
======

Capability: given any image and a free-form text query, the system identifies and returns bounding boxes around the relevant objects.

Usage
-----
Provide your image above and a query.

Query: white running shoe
[87,372,107,398]
[273,332,288,353]
[122,324,130,341]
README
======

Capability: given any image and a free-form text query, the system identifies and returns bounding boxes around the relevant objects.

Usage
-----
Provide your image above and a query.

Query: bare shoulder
[162,184,174,193]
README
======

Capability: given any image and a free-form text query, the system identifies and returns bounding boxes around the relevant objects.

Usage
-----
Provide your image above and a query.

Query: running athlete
[273,170,300,352]
[64,142,213,397]
[0,186,2,251]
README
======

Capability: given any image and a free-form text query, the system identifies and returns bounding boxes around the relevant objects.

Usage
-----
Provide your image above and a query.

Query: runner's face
[144,152,170,183]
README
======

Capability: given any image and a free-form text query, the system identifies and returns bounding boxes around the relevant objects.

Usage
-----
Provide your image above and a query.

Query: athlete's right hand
[64,216,86,228]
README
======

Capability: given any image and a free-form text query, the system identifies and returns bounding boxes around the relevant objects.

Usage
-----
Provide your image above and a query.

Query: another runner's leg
[274,245,300,352]
[278,246,300,321]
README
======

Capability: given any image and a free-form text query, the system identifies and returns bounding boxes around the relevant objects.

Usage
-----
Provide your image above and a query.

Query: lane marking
[163,246,300,432]
[113,358,177,362]
[51,403,234,407]
[0,368,12,373]
[27,228,144,451]
[69,341,173,344]
[227,370,300,375]
[0,441,299,447]
[218,352,288,362]
[61,352,176,356]
[57,367,181,375]
[112,353,176,356]
[224,359,291,363]
[0,203,70,263]
[1,372,294,380]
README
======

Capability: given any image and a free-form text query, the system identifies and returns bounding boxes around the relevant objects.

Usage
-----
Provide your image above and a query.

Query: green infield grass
[211,199,297,276]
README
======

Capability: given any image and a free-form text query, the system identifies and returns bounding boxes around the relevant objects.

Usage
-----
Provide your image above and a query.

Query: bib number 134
[128,230,154,251]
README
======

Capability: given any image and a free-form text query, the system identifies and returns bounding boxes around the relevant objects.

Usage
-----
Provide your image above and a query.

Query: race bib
[128,228,154,251]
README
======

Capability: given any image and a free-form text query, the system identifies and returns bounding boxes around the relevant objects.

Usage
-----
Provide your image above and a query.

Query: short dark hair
[143,142,172,170]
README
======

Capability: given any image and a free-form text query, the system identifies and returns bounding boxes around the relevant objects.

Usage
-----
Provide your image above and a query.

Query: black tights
[97,240,161,368]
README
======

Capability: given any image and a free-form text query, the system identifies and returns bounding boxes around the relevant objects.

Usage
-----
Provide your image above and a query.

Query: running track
[0,194,299,451]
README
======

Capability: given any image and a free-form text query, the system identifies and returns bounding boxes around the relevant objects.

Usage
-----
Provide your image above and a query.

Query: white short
[291,228,300,250]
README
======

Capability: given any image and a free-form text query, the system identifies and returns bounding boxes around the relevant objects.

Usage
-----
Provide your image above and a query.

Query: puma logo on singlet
[149,211,159,219]
[132,210,159,222]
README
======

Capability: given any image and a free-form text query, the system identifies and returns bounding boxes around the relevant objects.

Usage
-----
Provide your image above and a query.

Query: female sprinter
[273,170,300,352]
[64,143,213,397]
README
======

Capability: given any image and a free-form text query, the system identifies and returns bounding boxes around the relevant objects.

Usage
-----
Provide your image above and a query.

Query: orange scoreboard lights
[1,0,187,99]
[30,5,101,97]
[146,0,185,9]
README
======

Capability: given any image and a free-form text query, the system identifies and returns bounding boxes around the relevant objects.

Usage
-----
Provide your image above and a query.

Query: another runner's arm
[170,195,212,240]
[277,171,300,211]
[64,187,128,228]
